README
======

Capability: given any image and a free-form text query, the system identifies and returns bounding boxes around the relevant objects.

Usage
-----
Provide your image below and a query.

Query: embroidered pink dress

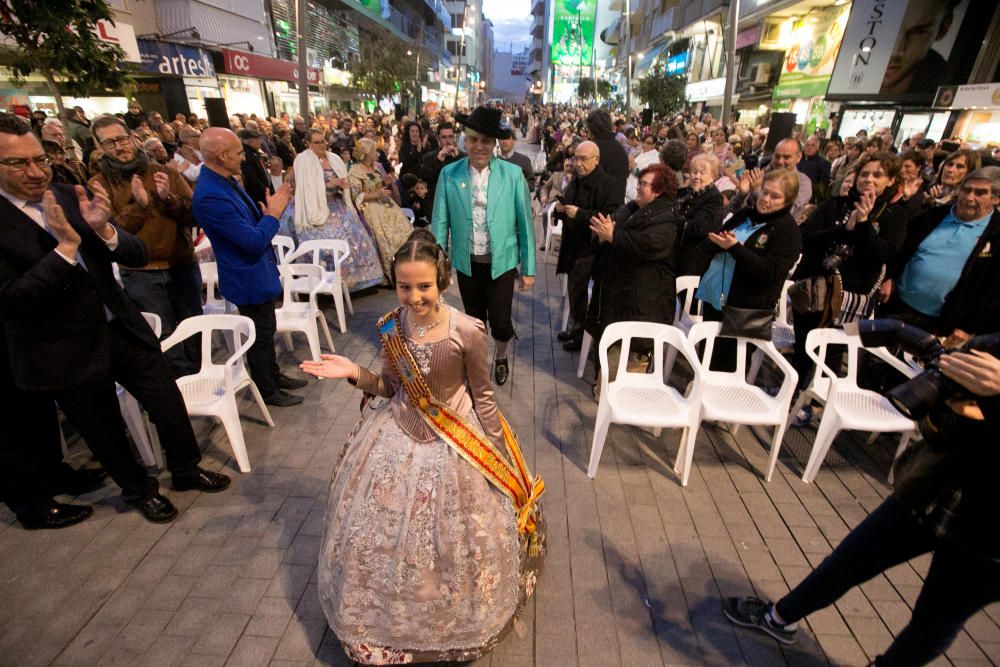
[318,306,544,665]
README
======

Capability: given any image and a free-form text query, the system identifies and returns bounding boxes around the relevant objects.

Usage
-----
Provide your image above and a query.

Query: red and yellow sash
[378,309,543,535]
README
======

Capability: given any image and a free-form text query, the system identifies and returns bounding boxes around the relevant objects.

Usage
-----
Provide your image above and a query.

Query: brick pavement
[2,208,999,667]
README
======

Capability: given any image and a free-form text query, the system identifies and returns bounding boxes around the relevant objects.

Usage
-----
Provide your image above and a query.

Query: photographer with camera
[789,152,908,425]
[725,320,1000,665]
[882,167,1000,342]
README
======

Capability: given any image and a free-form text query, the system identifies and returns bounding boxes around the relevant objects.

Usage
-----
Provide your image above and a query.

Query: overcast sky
[483,0,532,54]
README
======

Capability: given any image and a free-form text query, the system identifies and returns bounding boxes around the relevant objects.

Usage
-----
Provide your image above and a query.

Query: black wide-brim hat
[455,106,503,139]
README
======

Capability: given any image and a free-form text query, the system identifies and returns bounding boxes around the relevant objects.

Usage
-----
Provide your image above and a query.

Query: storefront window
[838,109,894,139]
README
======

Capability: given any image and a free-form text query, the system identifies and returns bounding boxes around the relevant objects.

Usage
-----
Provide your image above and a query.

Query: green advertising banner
[550,0,596,67]
[772,4,850,100]
[342,0,384,24]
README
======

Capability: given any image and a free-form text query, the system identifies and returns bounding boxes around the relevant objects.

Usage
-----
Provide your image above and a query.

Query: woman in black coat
[676,152,726,276]
[791,152,908,401]
[585,164,681,387]
[398,121,428,179]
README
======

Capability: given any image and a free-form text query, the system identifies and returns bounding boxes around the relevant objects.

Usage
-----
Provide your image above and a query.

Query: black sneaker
[494,357,510,385]
[723,596,797,645]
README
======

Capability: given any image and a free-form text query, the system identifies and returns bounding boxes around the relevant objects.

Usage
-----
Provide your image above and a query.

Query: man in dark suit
[193,127,302,407]
[0,331,105,529]
[554,141,625,349]
[418,122,465,217]
[0,113,230,525]
[238,127,274,208]
[497,128,534,185]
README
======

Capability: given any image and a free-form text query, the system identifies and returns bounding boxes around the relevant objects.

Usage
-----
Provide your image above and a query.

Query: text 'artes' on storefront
[135,39,221,122]
[217,49,325,118]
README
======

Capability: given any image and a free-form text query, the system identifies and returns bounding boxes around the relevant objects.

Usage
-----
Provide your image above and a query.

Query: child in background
[407,176,431,227]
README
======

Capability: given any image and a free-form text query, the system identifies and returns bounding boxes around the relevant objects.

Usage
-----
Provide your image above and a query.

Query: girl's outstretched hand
[300,354,358,380]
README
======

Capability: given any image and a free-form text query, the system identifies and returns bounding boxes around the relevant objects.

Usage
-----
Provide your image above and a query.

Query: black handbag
[719,305,775,341]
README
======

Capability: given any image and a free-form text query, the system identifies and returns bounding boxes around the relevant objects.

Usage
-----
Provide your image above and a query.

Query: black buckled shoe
[494,357,510,386]
[172,468,231,493]
[562,337,583,352]
[51,467,108,496]
[278,374,309,390]
[125,493,178,524]
[18,501,93,530]
[556,330,575,342]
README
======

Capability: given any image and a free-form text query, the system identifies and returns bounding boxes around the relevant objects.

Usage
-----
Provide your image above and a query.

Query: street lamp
[407,49,422,111]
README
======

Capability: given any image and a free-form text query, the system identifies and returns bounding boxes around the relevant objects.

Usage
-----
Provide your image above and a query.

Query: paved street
[2,155,999,665]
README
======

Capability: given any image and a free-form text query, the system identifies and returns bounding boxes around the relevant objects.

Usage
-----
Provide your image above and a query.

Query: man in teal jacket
[432,107,536,385]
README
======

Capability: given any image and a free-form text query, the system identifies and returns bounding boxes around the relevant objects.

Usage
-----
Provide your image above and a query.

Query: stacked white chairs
[675,321,799,486]
[272,235,296,264]
[284,239,353,334]
[161,314,274,473]
[543,202,562,261]
[792,328,919,483]
[587,322,703,480]
[275,264,336,361]
[117,312,164,469]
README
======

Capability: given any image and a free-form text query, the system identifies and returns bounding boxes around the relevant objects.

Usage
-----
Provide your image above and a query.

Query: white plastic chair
[272,235,296,264]
[587,322,703,480]
[275,264,336,361]
[674,275,704,335]
[792,328,919,483]
[746,280,796,385]
[559,273,570,333]
[161,314,274,473]
[117,312,164,469]
[194,235,212,255]
[284,239,353,333]
[543,203,561,261]
[676,321,799,486]
[400,208,416,225]
[200,262,234,316]
[576,280,595,379]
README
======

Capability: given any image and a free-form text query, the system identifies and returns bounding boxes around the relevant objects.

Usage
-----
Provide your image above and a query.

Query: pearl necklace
[408,309,441,338]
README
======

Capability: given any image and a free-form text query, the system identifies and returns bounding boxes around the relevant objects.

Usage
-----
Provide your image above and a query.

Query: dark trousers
[236,299,280,397]
[880,292,942,334]
[121,263,204,376]
[776,496,1000,666]
[566,255,594,333]
[0,385,64,515]
[456,264,517,343]
[42,321,202,499]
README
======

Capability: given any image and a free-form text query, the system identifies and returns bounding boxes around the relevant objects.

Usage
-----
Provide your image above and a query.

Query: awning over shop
[633,41,671,78]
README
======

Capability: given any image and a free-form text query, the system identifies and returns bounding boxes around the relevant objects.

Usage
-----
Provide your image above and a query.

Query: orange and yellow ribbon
[378,309,543,534]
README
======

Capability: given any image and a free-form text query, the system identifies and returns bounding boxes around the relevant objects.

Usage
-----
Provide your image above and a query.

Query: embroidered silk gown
[318,306,543,665]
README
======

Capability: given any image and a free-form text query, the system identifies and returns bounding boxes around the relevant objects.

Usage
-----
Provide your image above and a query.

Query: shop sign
[95,20,141,63]
[323,64,353,87]
[933,83,1000,110]
[828,0,991,103]
[0,89,29,112]
[772,6,850,100]
[685,77,726,101]
[221,48,320,85]
[219,76,257,94]
[138,39,216,78]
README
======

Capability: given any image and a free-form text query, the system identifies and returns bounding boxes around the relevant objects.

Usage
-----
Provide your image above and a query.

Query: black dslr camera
[850,319,1000,421]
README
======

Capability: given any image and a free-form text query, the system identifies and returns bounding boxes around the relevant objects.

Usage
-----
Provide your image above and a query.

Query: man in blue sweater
[193,128,304,406]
